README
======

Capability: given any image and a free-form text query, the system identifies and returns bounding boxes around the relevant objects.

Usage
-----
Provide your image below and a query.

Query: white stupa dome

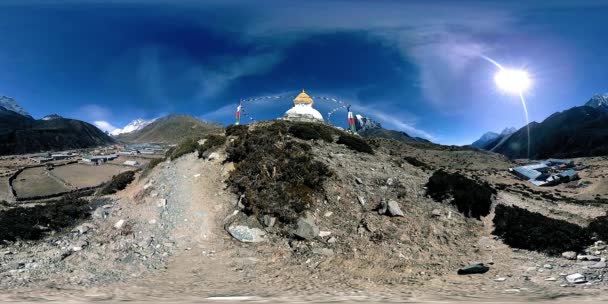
[282,90,324,122]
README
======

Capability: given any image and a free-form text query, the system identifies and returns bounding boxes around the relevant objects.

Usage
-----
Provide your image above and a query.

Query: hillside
[0,107,114,155]
[116,114,222,143]
[492,105,608,159]
[358,127,431,143]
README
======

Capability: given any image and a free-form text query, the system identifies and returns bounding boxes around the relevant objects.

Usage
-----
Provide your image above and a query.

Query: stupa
[281,90,324,122]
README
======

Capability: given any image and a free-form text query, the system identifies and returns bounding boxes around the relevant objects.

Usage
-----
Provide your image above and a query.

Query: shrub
[403,156,429,169]
[99,171,135,195]
[425,170,493,220]
[493,204,591,255]
[140,157,164,178]
[169,138,200,160]
[0,197,91,241]
[336,134,374,154]
[198,134,227,158]
[226,124,249,138]
[288,122,334,142]
[227,122,332,224]
[587,214,608,242]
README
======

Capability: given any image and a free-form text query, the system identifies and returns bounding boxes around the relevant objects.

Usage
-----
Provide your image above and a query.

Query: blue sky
[1,1,608,144]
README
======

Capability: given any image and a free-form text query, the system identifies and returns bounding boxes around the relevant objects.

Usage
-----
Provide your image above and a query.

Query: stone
[377,200,388,215]
[294,216,319,240]
[72,225,89,235]
[386,178,394,186]
[357,196,366,206]
[327,237,337,244]
[355,177,363,185]
[262,215,276,228]
[193,174,201,178]
[114,219,125,230]
[312,248,334,256]
[324,211,333,217]
[545,277,557,281]
[227,226,266,243]
[494,277,506,282]
[431,209,441,217]
[577,254,601,261]
[319,231,331,237]
[207,152,220,161]
[562,251,577,260]
[157,199,167,208]
[565,273,586,284]
[588,261,606,269]
[543,264,553,269]
[457,263,490,275]
[92,207,109,219]
[387,200,404,217]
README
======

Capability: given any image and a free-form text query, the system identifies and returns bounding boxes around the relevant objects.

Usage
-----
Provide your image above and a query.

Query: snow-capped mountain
[110,118,156,136]
[471,127,517,149]
[471,132,499,148]
[500,127,517,136]
[585,93,608,108]
[42,114,62,120]
[354,114,382,132]
[0,96,31,117]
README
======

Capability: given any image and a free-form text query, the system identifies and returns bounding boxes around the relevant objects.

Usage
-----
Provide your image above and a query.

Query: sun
[494,69,531,95]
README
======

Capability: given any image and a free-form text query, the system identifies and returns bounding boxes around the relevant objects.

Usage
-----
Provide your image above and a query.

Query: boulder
[589,261,606,269]
[227,225,266,243]
[92,206,109,219]
[387,200,404,217]
[565,273,586,284]
[262,215,276,228]
[113,219,125,230]
[577,254,601,261]
[457,263,490,275]
[157,198,167,208]
[562,251,577,260]
[294,216,319,240]
[431,209,441,217]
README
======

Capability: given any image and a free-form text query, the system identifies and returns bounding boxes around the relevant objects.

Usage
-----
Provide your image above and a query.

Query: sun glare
[494,69,531,94]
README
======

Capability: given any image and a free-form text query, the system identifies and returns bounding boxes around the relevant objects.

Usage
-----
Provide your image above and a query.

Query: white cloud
[93,120,118,132]
[352,102,434,140]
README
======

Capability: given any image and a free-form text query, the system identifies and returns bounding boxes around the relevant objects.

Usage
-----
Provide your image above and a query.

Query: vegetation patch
[198,134,227,157]
[425,170,493,219]
[226,124,249,138]
[227,122,332,224]
[140,157,164,179]
[337,134,374,154]
[0,197,91,241]
[287,122,334,142]
[493,204,591,255]
[587,214,608,242]
[403,156,429,169]
[99,171,135,195]
[169,138,200,160]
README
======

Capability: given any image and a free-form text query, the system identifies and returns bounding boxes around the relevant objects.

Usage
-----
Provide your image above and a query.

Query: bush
[99,171,135,195]
[226,124,249,138]
[169,138,200,160]
[140,157,164,178]
[425,170,493,220]
[404,156,429,169]
[493,204,591,255]
[0,197,91,241]
[336,134,374,154]
[198,134,227,158]
[587,214,608,242]
[288,122,334,142]
[227,122,332,224]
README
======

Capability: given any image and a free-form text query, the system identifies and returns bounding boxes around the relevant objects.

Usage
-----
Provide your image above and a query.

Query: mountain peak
[0,96,31,117]
[585,94,608,108]
[501,127,517,135]
[41,114,62,121]
[110,118,156,136]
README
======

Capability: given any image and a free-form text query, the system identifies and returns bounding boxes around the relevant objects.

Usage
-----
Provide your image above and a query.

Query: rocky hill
[116,114,222,143]
[0,104,113,155]
[491,105,608,159]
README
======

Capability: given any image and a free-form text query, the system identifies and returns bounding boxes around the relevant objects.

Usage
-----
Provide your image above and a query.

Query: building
[81,154,118,165]
[123,160,140,166]
[510,159,580,186]
[281,90,324,123]
[559,169,579,182]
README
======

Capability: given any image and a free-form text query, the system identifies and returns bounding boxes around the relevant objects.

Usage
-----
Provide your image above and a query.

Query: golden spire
[293,89,313,105]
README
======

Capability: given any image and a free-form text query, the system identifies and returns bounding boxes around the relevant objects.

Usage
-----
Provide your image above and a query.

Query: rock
[114,219,125,230]
[72,225,89,235]
[562,251,577,260]
[207,152,220,161]
[543,264,553,269]
[577,254,601,261]
[494,277,506,282]
[357,196,366,206]
[227,225,266,243]
[222,162,236,176]
[386,178,394,186]
[545,277,557,281]
[377,200,388,215]
[294,216,319,240]
[312,248,334,256]
[262,215,276,228]
[457,263,490,275]
[588,261,606,269]
[327,237,337,244]
[355,177,363,185]
[324,211,333,217]
[387,200,404,217]
[92,207,109,219]
[193,174,201,178]
[431,209,441,217]
[565,273,586,284]
[157,198,167,208]
[319,231,331,237]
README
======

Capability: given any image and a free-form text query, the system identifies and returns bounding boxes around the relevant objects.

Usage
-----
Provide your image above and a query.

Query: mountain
[116,114,222,143]
[110,118,156,136]
[585,94,608,109]
[0,96,31,118]
[491,106,608,159]
[353,114,430,143]
[0,109,114,155]
[471,132,499,149]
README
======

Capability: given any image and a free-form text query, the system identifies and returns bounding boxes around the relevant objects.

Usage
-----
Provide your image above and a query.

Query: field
[51,163,130,188]
[0,177,11,201]
[11,167,70,199]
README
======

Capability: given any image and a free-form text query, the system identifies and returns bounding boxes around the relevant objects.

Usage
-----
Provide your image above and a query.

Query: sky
[1,0,608,145]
